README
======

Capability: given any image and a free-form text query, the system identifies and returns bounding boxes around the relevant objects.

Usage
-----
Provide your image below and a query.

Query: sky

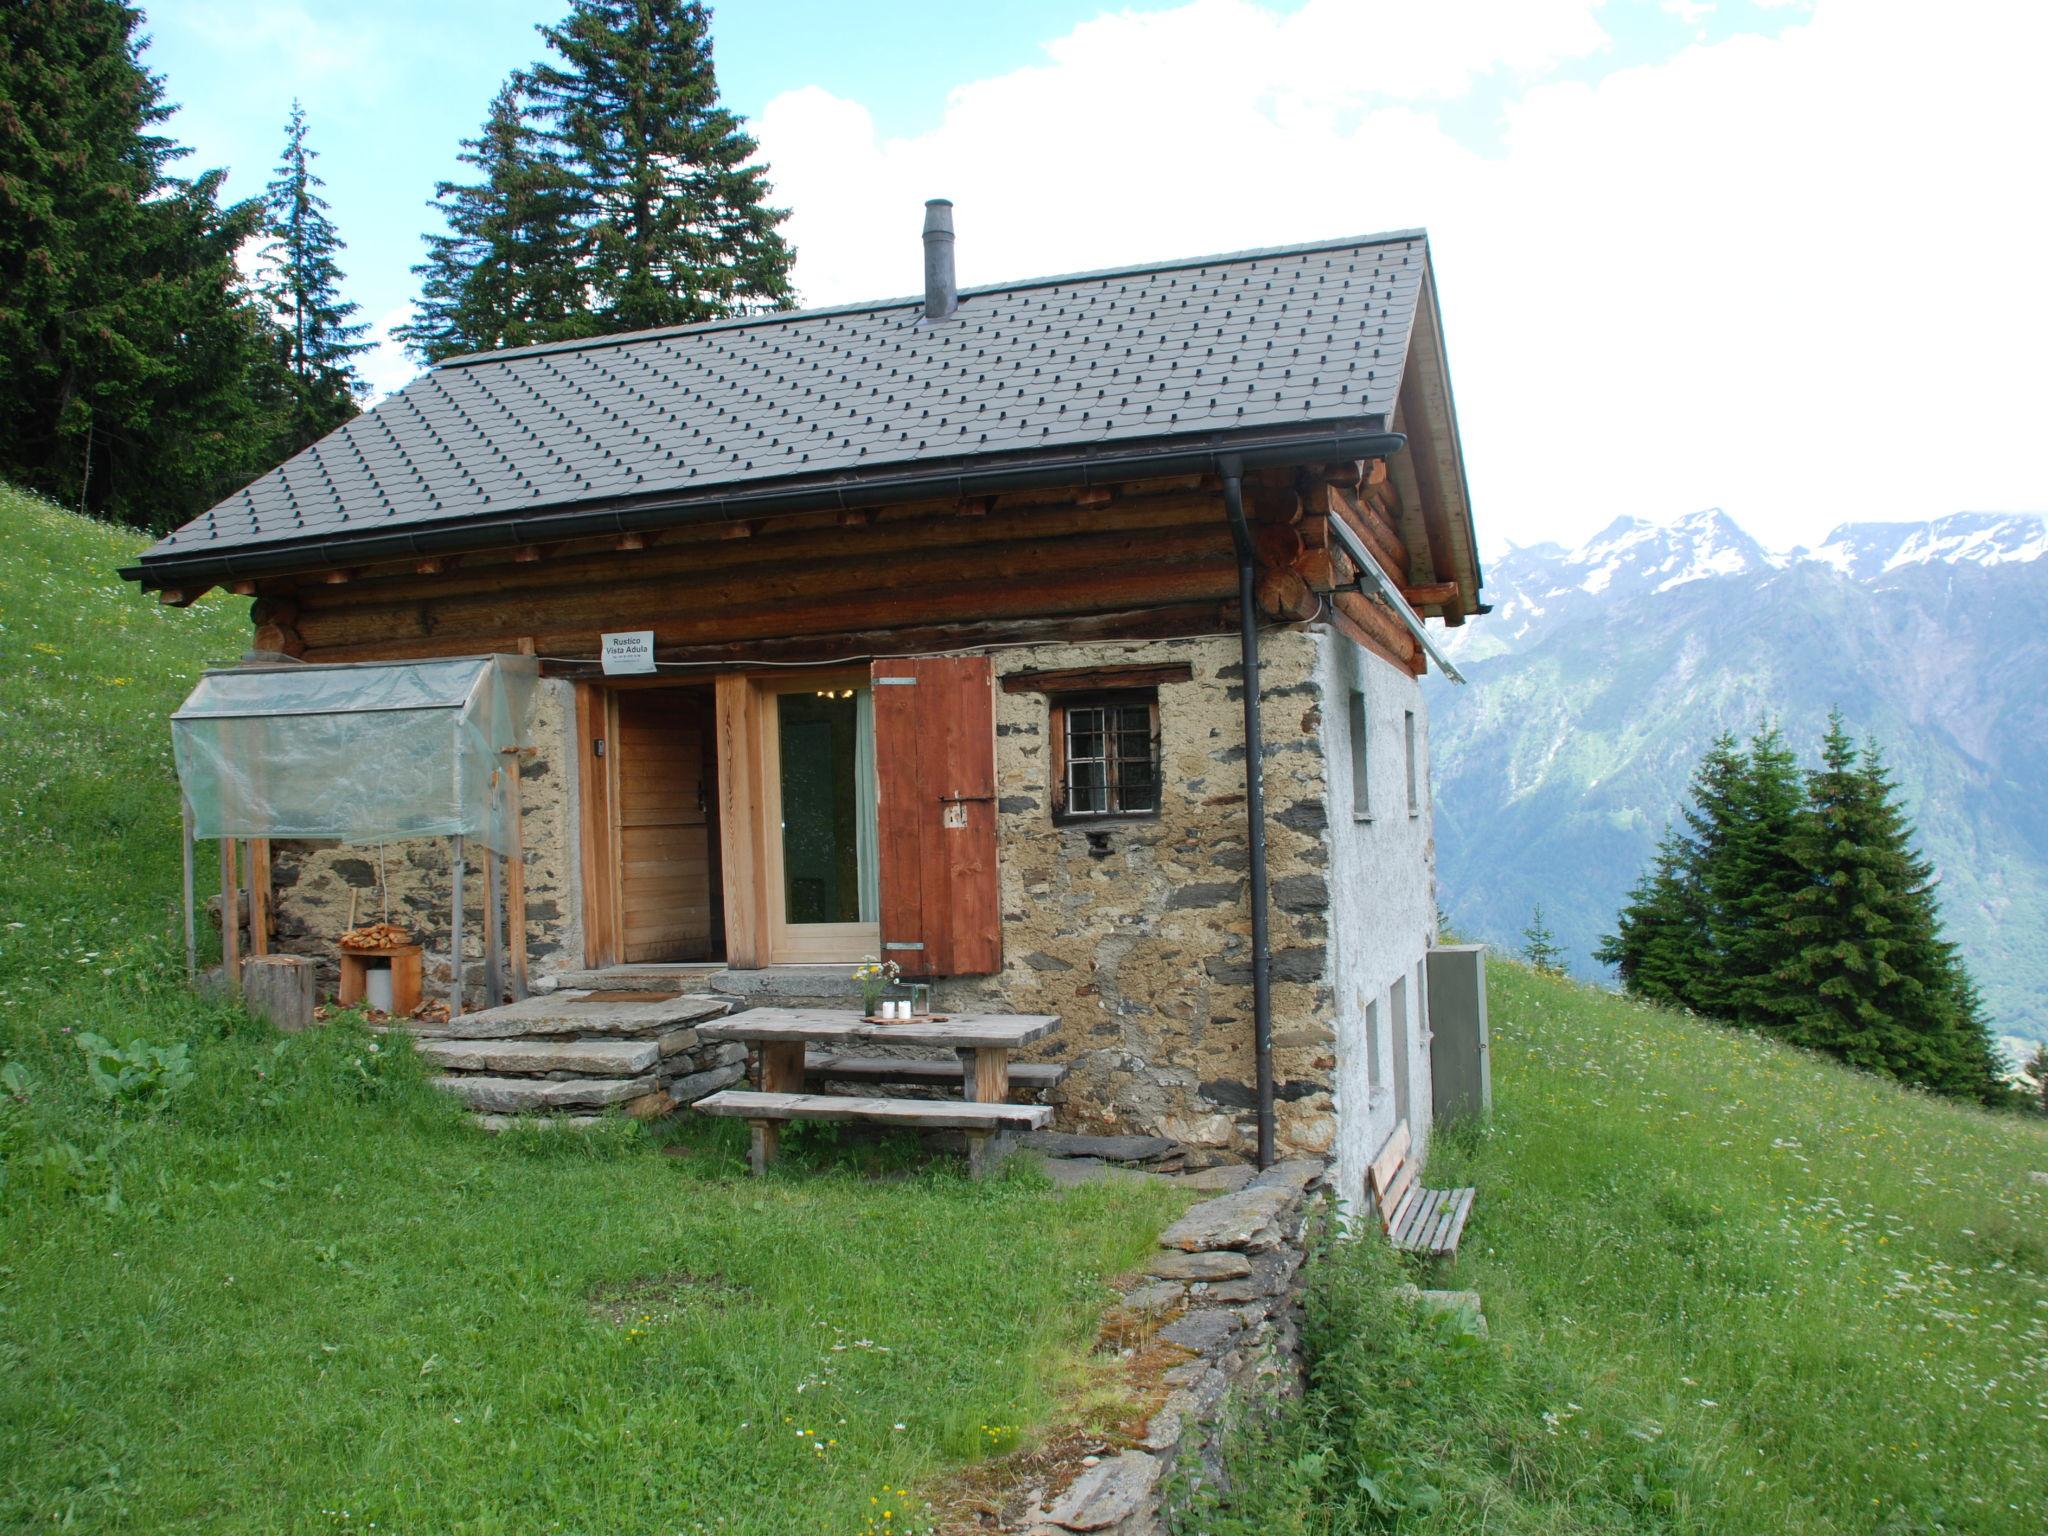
[140,0,2048,556]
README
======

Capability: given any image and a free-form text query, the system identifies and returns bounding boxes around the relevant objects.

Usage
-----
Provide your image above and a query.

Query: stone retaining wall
[1006,1157,1327,1535]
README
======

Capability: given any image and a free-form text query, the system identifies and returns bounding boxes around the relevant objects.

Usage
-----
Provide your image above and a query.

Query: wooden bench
[695,1089,1053,1177]
[804,1051,1067,1097]
[1367,1123,1474,1260]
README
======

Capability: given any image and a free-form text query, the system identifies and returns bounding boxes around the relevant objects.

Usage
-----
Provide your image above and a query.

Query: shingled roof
[131,228,1457,586]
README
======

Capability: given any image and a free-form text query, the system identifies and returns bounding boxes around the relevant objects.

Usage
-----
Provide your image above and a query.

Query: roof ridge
[436,226,1429,369]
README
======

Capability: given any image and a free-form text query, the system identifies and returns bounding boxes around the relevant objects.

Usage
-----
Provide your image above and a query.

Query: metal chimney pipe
[922,199,957,322]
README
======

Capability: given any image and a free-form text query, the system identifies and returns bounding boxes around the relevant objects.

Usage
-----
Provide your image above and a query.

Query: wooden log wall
[242,465,1438,678]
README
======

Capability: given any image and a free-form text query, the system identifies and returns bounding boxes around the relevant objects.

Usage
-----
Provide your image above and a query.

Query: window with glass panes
[1051,691,1160,821]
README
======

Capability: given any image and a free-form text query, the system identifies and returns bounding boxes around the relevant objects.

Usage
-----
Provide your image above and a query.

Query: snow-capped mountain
[1798,513,2048,581]
[1460,508,2048,656]
[1425,508,2048,1052]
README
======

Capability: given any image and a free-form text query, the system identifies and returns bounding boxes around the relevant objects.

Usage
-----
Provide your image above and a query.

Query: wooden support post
[760,1042,807,1094]
[180,798,197,984]
[483,847,504,1008]
[959,1046,1010,1104]
[448,834,466,1018]
[748,1120,776,1176]
[247,837,271,957]
[965,1129,997,1179]
[502,750,529,1000]
[219,838,242,996]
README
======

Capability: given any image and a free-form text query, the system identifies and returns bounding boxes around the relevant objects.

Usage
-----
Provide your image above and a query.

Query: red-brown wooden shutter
[871,655,1000,976]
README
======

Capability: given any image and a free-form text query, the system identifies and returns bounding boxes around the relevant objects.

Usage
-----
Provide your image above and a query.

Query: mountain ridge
[1428,507,2048,1056]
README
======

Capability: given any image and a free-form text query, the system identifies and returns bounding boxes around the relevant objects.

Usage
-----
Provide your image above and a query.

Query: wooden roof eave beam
[1327,512,1466,684]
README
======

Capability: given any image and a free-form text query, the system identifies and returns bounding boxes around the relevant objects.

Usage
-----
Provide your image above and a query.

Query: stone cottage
[126,206,1485,1193]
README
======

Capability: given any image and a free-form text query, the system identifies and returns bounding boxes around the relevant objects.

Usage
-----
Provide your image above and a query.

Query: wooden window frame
[1048,688,1163,825]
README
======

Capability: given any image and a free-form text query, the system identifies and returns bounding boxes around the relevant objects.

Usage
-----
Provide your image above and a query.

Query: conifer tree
[1522,905,1567,975]
[397,82,593,362]
[0,0,294,530]
[1595,827,1705,1009]
[527,0,794,331]
[1768,715,2002,1099]
[260,101,368,447]
[2025,1043,2048,1115]
[1711,725,1810,1029]
[1670,733,1748,1016]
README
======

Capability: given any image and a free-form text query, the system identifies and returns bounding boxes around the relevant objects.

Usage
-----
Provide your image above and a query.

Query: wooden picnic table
[698,1007,1059,1103]
[695,1007,1061,1174]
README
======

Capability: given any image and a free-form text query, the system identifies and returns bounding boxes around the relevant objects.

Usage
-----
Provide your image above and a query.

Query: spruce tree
[0,0,293,530]
[1670,733,1748,1016]
[1596,827,1705,1010]
[1712,725,1810,1031]
[527,0,794,331]
[1522,905,1567,975]
[397,82,593,362]
[2026,1043,2048,1115]
[1768,715,2002,1098]
[261,101,368,448]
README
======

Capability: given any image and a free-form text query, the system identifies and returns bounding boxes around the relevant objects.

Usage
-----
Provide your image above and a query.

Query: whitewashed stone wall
[1315,630,1439,1225]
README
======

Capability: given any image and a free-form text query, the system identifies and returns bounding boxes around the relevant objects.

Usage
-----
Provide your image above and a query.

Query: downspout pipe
[1219,455,1276,1170]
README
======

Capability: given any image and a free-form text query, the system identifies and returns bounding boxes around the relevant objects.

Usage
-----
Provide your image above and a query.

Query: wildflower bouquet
[852,957,900,1016]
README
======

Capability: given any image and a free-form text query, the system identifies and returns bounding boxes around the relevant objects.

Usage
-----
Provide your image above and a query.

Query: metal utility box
[1427,944,1490,1122]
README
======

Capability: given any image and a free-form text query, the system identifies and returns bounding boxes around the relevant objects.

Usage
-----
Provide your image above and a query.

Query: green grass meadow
[0,488,1184,1532]
[7,484,2048,1535]
[1199,962,2048,1535]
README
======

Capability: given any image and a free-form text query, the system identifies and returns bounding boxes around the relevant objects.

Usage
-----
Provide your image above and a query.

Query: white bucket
[365,963,395,1013]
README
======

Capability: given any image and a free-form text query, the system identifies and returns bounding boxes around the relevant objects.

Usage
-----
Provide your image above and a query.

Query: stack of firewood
[339,922,413,950]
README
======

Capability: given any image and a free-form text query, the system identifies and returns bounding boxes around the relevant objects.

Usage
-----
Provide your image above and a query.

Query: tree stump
[241,954,316,1033]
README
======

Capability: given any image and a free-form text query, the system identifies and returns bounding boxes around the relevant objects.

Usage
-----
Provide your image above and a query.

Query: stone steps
[706,966,865,1008]
[419,1037,660,1076]
[438,1072,660,1112]
[544,964,723,995]
[434,991,727,1041]
[415,988,743,1122]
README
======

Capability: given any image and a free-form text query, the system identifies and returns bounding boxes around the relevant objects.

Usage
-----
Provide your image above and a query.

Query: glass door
[762,679,879,963]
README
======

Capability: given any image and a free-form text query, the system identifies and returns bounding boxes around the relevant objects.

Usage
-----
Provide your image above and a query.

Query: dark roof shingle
[140,229,1429,569]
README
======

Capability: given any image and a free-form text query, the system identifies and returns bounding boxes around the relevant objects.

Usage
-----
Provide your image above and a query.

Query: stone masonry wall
[268,678,585,1006]
[262,642,1371,1167]
[936,630,1338,1162]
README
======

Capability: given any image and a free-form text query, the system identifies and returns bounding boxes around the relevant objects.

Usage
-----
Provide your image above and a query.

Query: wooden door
[872,656,1000,976]
[612,689,714,962]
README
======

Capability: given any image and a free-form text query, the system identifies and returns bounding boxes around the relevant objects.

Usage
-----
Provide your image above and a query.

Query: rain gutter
[121,422,1406,590]
[1326,511,1468,684]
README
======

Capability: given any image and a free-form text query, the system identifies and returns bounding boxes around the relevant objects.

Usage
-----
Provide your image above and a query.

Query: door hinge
[883,941,925,952]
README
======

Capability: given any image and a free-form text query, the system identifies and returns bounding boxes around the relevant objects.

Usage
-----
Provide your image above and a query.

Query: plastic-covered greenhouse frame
[170,655,539,1016]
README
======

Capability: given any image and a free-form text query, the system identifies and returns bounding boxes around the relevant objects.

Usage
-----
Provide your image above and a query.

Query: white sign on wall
[600,631,656,675]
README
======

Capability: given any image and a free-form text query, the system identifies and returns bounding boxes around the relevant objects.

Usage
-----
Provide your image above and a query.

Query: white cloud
[753,0,2048,552]
[358,306,421,403]
[169,2,382,92]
